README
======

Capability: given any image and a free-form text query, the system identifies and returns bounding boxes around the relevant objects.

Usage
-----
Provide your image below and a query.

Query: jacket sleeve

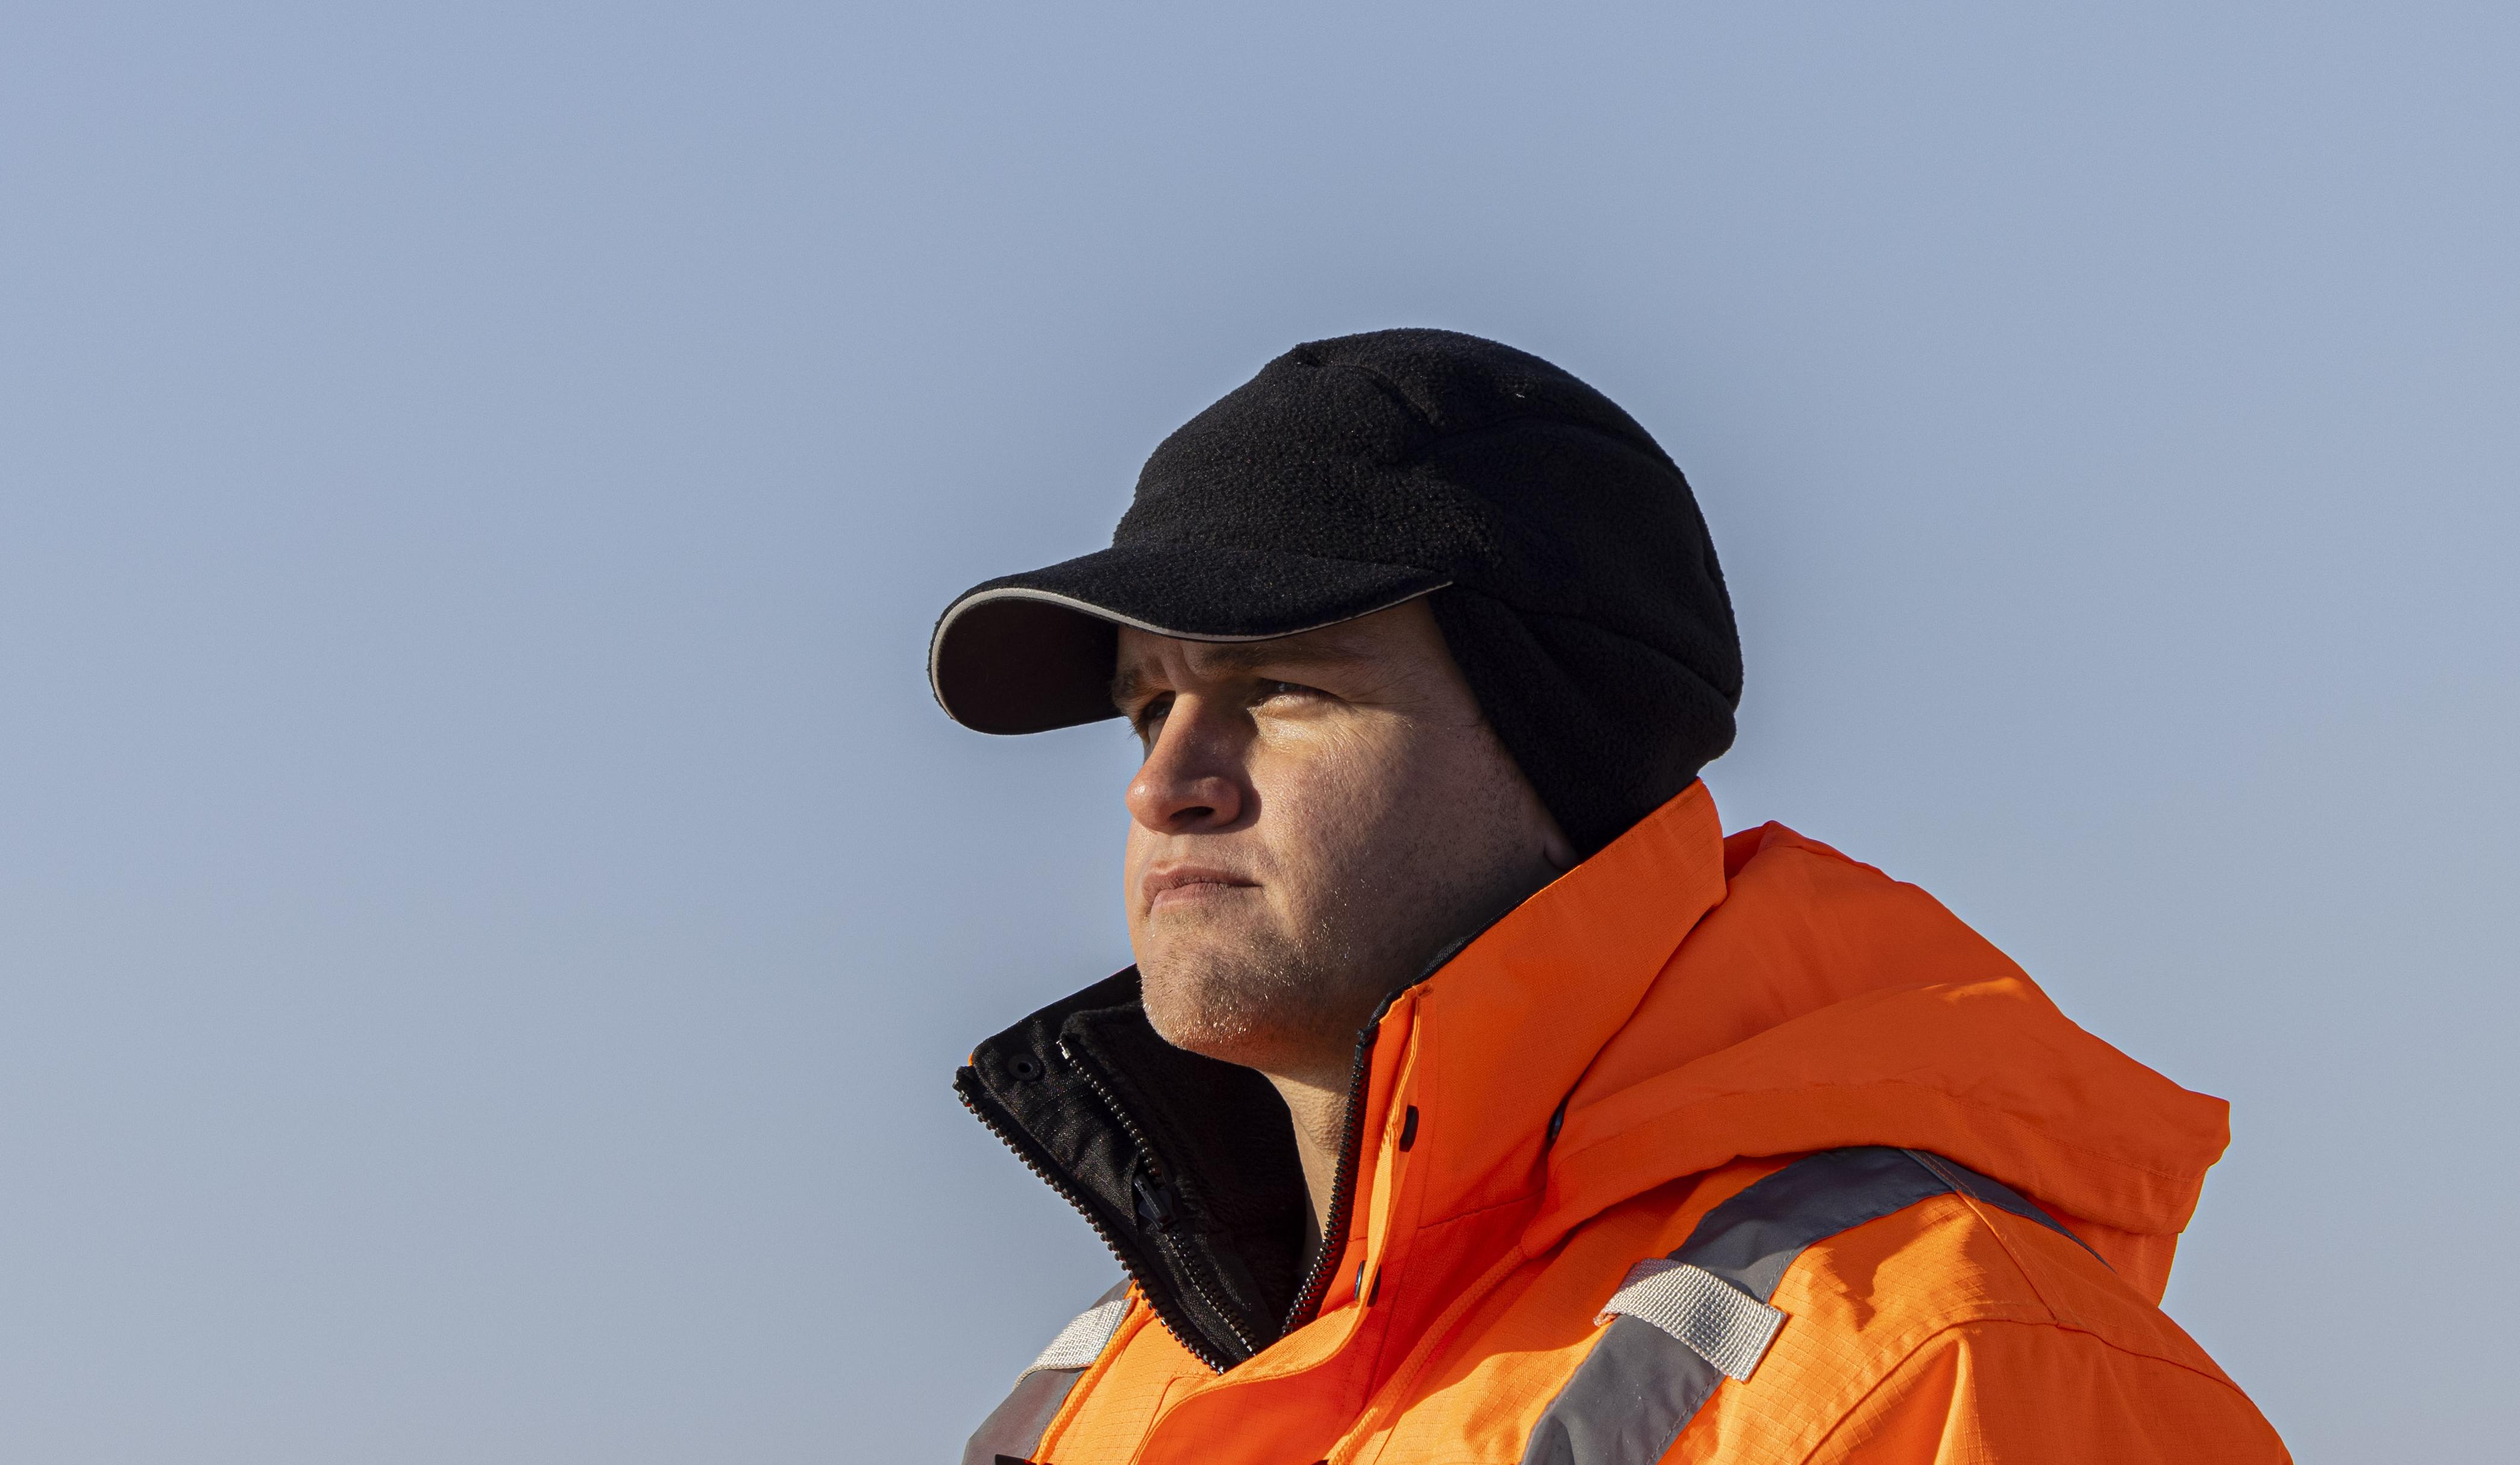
[1802,1319,2290,1464]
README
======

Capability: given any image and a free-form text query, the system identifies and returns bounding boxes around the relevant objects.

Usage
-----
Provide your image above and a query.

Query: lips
[1141,864,1258,912]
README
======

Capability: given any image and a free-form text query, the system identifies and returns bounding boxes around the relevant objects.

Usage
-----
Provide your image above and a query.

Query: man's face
[1114,600,1573,1087]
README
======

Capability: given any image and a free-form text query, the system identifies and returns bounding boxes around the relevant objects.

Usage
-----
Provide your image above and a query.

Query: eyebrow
[1109,638,1371,711]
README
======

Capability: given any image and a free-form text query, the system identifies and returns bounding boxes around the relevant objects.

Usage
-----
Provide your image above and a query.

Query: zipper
[955,1074,1231,1373]
[1278,900,1522,1328]
[960,947,1465,1370]
[1057,1040,1265,1365]
[1281,1008,1385,1330]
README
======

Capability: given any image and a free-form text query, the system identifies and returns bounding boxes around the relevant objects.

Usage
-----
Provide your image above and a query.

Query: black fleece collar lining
[956,970,1310,1370]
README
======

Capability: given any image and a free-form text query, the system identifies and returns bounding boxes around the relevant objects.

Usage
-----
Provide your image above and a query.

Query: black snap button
[1007,1053,1043,1081]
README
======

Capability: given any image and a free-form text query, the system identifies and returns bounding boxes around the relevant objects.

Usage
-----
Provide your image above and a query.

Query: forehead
[1112,622,1375,683]
[1107,600,1448,707]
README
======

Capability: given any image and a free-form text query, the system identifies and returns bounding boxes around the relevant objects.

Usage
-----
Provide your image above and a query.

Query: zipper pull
[1133,1171,1178,1229]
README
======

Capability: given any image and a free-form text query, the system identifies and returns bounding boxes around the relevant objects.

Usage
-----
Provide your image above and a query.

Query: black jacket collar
[956,970,1317,1370]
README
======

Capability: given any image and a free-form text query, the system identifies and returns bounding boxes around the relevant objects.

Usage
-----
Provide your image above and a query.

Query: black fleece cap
[928,328,1741,855]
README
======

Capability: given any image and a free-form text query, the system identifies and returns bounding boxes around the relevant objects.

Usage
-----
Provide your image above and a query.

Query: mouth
[1142,864,1258,913]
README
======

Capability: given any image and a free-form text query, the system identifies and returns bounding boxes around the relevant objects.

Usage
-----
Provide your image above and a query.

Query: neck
[1263,1067,1353,1263]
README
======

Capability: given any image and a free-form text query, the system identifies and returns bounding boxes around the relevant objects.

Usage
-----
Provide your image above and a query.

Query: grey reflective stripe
[1901,1149,2105,1263]
[1519,1316,1723,1465]
[1664,1146,1950,1300]
[1521,1147,2090,1465]
[961,1281,1130,1465]
[1593,1259,1785,1381]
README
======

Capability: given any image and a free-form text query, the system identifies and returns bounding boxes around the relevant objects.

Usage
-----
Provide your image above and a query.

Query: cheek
[1248,721,1413,860]
[1300,720,1522,865]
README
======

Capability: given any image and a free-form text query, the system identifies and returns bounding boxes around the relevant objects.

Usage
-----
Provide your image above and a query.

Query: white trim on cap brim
[926,580,1453,725]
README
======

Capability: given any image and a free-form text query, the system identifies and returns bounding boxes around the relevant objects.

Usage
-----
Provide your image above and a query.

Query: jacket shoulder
[1789,1316,2292,1463]
[1674,1184,2280,1462]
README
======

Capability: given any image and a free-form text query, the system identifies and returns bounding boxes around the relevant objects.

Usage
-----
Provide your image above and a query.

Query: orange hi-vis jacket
[955,784,2289,1463]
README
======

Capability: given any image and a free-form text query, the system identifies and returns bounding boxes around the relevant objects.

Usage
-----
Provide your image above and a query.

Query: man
[931,330,2287,1463]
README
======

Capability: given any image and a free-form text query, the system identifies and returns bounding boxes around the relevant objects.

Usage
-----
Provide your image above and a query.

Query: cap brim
[929,543,1449,734]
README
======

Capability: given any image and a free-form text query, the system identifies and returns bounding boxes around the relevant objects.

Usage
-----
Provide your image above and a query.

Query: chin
[1142,1003,1263,1068]
[1137,965,1233,1052]
[1137,961,1280,1068]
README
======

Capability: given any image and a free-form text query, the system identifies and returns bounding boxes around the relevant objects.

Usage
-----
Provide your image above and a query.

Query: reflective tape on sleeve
[1521,1147,2085,1465]
[1594,1258,1786,1382]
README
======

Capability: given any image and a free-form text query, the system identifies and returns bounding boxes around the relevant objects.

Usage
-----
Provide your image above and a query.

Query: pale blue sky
[2,4,2512,1460]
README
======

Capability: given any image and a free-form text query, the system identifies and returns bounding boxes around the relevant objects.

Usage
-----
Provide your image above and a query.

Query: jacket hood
[1374,780,2229,1302]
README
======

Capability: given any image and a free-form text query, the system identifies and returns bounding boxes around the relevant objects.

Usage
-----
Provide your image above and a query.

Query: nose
[1124,697,1248,834]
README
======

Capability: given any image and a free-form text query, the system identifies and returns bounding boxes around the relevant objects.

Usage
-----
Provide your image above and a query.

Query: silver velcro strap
[1019,1296,1131,1378]
[1594,1260,1787,1382]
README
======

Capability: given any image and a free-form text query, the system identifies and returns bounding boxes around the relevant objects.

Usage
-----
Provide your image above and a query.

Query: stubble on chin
[1136,909,1356,1078]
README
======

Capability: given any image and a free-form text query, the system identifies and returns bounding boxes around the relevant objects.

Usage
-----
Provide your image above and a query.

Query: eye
[1251,679,1324,708]
[1127,691,1174,742]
